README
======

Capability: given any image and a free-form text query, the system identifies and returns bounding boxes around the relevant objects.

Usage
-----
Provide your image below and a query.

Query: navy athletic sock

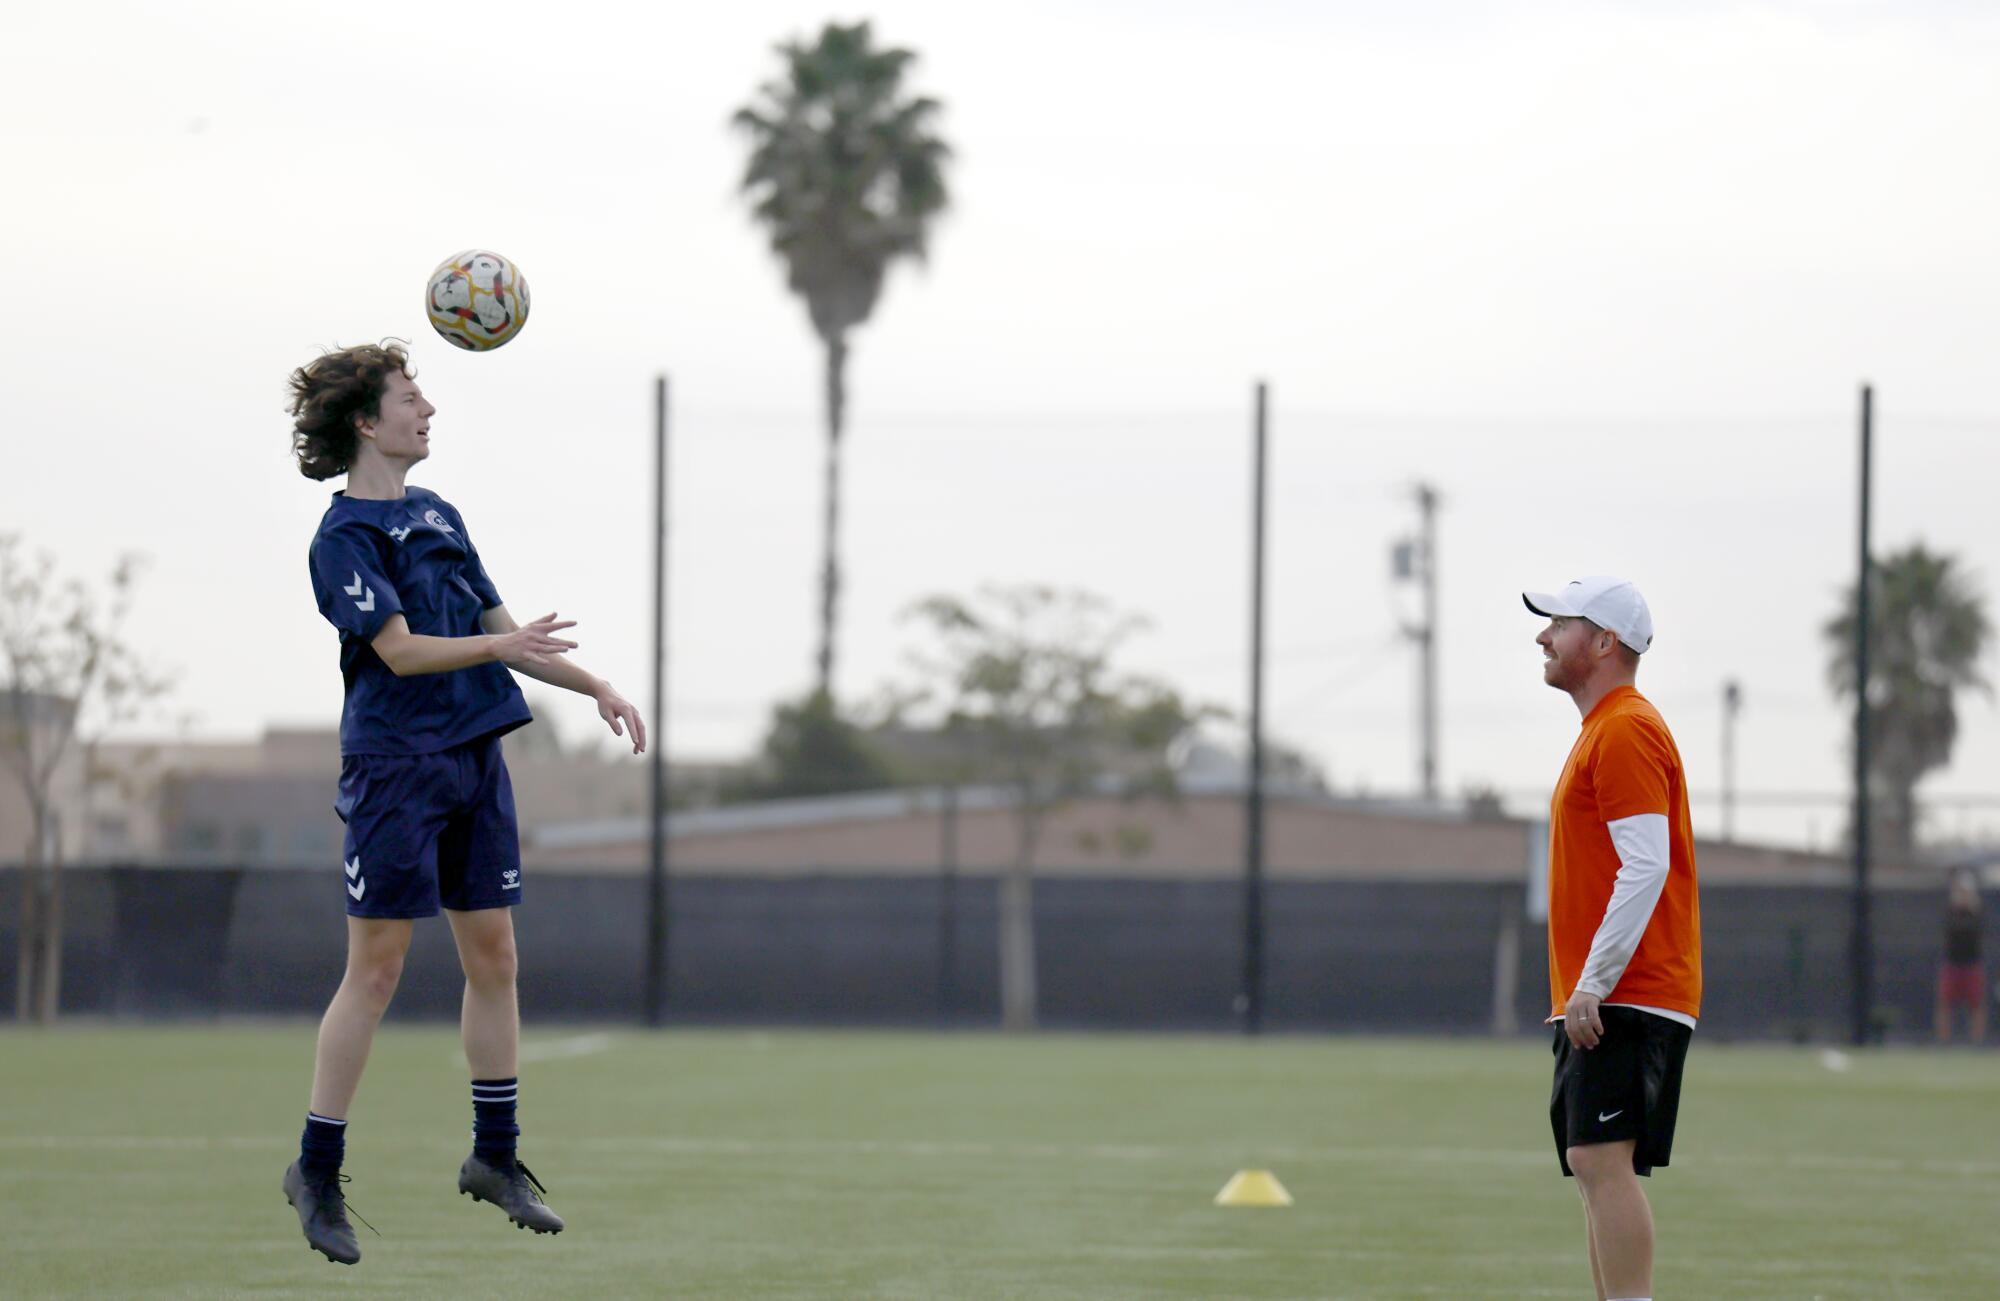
[472,1078,520,1168]
[300,1112,346,1175]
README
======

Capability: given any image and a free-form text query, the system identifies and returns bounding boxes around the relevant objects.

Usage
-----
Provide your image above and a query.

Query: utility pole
[644,375,671,1027]
[1392,483,1440,801]
[1850,383,1875,1046]
[1241,380,1270,1035]
[1721,680,1742,841]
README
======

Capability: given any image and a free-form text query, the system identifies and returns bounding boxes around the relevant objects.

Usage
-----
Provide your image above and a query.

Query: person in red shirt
[1527,575,1701,1301]
[1936,868,1985,1045]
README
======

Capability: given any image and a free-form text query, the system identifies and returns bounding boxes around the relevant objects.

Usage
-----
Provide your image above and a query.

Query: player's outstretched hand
[595,685,646,755]
[493,612,579,667]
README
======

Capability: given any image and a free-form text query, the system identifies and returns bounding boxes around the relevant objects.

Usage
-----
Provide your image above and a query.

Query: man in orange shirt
[1526,576,1701,1301]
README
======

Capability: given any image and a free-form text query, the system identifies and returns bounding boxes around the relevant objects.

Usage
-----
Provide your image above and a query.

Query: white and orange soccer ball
[425,249,530,351]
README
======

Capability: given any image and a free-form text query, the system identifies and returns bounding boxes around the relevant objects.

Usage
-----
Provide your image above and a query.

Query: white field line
[518,1031,616,1064]
[447,1031,617,1070]
[6,1132,1993,1181]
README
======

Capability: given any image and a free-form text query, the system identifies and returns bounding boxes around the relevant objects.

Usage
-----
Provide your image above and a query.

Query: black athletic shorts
[1549,1005,1693,1177]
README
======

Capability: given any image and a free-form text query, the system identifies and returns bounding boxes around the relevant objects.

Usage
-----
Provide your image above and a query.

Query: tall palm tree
[734,21,951,699]
[1825,543,1990,864]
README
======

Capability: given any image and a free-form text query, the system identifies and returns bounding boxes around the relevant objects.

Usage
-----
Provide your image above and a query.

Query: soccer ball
[425,249,530,351]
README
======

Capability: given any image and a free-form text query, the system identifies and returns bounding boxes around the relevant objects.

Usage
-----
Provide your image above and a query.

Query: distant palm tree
[733,21,951,699]
[1825,544,1990,864]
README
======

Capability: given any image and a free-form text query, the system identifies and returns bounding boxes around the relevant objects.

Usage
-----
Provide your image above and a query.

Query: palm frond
[1823,543,1991,800]
[731,20,952,342]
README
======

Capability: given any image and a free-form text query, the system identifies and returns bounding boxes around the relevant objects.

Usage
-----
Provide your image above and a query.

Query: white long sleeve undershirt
[1573,812,1697,1030]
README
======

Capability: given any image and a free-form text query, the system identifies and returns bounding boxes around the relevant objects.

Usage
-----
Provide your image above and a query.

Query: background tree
[0,536,170,1022]
[733,20,951,699]
[903,585,1214,1030]
[1824,543,1990,866]
[722,688,896,802]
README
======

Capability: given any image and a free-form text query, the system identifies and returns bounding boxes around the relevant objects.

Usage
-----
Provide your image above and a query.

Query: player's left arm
[481,604,646,755]
[1566,815,1671,1045]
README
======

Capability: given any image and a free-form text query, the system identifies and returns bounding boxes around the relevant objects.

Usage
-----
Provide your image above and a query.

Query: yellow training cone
[1213,1169,1293,1207]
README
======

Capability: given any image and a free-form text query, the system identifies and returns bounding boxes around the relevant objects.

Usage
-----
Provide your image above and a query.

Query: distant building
[9,708,1930,890]
[0,690,85,863]
[52,714,693,868]
[526,775,1853,884]
[79,728,343,866]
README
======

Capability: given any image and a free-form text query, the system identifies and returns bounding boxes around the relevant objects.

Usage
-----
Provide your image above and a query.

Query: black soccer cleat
[283,1160,361,1265]
[458,1153,565,1234]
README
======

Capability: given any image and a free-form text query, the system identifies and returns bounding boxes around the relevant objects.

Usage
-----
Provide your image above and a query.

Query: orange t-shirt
[1547,685,1702,1020]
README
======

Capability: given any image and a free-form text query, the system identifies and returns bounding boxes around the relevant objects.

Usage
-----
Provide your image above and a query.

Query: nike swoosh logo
[347,879,366,901]
[1597,1109,1623,1123]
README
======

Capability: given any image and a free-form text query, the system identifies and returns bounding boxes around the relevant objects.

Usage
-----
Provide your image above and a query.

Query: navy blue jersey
[309,487,531,755]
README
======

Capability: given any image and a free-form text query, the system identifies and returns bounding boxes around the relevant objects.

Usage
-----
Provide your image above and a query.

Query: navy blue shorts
[334,735,522,919]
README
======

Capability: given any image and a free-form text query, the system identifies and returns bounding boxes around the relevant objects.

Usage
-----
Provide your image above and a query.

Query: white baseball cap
[1522,576,1653,654]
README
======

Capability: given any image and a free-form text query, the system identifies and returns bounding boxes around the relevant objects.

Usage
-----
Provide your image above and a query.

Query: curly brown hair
[287,341,415,480]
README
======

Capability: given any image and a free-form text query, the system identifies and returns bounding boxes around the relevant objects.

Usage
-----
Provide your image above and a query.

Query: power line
[1271,635,1406,714]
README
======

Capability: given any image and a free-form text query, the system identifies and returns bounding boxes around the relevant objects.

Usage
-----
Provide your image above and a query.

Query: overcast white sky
[4,0,1998,850]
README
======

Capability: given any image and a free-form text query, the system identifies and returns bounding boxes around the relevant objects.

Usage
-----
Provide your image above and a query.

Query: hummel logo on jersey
[343,572,376,613]
[1597,1109,1623,1123]
[388,526,412,543]
[501,868,521,890]
[344,856,366,901]
[424,509,455,533]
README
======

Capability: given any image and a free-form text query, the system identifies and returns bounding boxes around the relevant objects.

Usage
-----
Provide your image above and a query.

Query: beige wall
[36,726,656,863]
[528,791,1853,884]
[23,718,1867,887]
[507,754,650,831]
[78,735,338,861]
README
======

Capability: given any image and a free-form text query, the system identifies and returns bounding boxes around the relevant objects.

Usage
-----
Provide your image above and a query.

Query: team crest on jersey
[424,509,455,533]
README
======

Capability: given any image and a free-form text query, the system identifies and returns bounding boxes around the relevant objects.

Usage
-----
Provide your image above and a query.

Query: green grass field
[2,1026,1995,1299]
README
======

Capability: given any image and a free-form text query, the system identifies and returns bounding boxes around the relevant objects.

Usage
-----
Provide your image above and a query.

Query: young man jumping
[282,341,645,1265]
